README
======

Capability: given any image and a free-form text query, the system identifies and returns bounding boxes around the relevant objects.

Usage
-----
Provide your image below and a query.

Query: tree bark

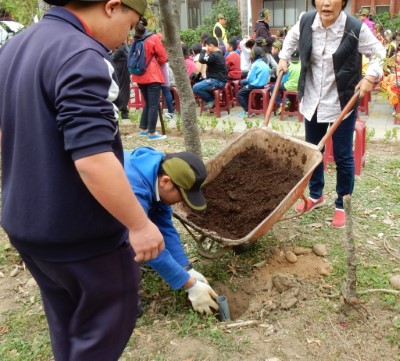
[38,0,50,18]
[239,0,248,37]
[342,195,358,303]
[158,0,203,159]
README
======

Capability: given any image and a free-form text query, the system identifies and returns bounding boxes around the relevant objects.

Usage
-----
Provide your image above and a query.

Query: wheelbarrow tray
[173,127,323,247]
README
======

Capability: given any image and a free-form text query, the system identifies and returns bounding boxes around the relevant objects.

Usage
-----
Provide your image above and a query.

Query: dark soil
[189,146,304,239]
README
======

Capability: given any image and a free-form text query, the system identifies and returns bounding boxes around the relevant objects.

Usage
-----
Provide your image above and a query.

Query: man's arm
[75,152,164,262]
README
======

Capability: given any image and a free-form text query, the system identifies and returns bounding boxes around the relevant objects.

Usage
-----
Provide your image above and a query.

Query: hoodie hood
[124,147,165,197]
[254,21,269,32]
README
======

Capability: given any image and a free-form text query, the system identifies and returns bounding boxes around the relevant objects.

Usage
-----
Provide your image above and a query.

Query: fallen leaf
[306,338,321,346]
[252,260,267,268]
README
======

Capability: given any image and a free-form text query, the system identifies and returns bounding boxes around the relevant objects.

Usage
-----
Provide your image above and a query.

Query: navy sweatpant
[19,241,140,361]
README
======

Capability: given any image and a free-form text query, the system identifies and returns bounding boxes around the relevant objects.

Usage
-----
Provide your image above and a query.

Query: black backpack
[128,33,155,75]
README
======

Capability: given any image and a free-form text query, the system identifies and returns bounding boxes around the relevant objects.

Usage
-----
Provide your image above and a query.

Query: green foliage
[209,115,219,132]
[384,127,398,142]
[366,127,376,143]
[244,118,254,129]
[0,304,52,361]
[175,113,183,132]
[197,0,241,40]
[180,28,202,47]
[197,116,208,133]
[222,118,235,134]
[1,0,39,25]
[374,12,400,33]
[180,0,241,47]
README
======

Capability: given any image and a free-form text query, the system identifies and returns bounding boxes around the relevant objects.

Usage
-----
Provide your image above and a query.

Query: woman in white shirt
[277,0,385,228]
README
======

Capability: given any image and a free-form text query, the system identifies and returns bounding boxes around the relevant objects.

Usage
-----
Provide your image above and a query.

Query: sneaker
[331,209,346,228]
[276,106,282,115]
[164,112,175,119]
[238,111,247,117]
[248,112,255,118]
[204,101,215,109]
[121,112,130,119]
[295,196,325,213]
[147,132,167,141]
[138,131,148,136]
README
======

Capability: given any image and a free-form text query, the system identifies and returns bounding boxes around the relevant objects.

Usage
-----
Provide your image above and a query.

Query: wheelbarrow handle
[317,90,361,151]
[263,70,284,127]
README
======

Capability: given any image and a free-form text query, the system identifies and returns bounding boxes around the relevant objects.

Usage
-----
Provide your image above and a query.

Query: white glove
[188,268,209,284]
[187,281,219,315]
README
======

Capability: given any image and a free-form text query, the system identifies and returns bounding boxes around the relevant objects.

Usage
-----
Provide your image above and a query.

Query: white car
[0,21,25,47]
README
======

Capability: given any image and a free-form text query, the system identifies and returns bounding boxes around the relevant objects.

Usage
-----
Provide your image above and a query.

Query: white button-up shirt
[280,11,386,122]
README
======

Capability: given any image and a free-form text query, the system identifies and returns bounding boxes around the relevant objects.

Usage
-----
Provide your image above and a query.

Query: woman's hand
[355,76,375,98]
[276,59,288,75]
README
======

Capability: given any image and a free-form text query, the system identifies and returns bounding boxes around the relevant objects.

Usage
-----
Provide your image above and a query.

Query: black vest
[298,11,362,110]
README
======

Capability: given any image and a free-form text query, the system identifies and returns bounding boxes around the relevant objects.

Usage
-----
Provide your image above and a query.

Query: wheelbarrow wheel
[195,235,232,259]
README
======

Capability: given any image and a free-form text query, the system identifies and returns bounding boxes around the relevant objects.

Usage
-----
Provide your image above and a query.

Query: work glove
[186,281,219,315]
[188,268,209,284]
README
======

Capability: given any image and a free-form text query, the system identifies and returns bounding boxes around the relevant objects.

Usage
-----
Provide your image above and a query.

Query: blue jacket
[124,147,190,290]
[247,58,270,88]
[0,7,126,261]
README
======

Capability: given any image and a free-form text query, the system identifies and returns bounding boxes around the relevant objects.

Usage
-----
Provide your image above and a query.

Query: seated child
[192,36,228,109]
[225,37,242,80]
[236,46,270,117]
[270,50,301,114]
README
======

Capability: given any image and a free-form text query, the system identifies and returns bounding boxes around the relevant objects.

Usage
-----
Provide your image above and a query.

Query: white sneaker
[164,112,175,119]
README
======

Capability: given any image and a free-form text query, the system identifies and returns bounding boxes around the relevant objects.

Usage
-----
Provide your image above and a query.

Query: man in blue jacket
[124,147,219,315]
[0,1,164,360]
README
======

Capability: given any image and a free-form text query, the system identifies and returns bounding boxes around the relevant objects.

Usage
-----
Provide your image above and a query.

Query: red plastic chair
[247,87,270,117]
[129,83,144,109]
[280,90,303,122]
[199,85,231,118]
[358,94,369,115]
[323,118,366,176]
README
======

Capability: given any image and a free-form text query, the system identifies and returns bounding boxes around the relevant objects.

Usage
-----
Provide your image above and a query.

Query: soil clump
[189,146,304,239]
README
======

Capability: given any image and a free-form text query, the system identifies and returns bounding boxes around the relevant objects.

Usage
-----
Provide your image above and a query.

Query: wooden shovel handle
[263,70,284,127]
[317,90,361,151]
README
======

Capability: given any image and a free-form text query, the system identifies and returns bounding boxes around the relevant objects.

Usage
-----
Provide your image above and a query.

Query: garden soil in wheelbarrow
[189,145,304,240]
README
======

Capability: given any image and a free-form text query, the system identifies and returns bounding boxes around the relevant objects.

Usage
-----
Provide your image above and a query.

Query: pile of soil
[189,146,304,239]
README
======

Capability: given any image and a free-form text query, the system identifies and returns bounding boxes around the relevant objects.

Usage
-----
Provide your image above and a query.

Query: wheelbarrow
[173,72,361,259]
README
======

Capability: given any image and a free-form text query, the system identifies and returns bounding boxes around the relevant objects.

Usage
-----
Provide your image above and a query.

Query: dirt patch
[213,247,330,320]
[189,146,304,239]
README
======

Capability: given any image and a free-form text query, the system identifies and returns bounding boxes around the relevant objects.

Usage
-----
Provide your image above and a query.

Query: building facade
[178,1,399,32]
[250,0,399,29]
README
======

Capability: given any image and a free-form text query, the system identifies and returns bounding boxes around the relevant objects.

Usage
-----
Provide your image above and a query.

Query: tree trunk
[239,0,249,37]
[37,0,50,18]
[342,195,358,303]
[158,0,203,159]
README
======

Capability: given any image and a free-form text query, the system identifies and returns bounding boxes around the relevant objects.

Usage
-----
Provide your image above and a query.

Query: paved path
[191,92,399,140]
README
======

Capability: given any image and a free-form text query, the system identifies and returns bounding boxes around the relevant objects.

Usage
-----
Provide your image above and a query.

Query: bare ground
[1,127,400,361]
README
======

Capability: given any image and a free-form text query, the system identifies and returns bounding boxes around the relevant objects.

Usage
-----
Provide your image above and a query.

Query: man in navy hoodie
[0,1,164,360]
[124,147,219,315]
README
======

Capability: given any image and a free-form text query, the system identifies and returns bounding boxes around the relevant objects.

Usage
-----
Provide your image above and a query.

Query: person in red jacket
[225,38,242,80]
[131,19,168,140]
